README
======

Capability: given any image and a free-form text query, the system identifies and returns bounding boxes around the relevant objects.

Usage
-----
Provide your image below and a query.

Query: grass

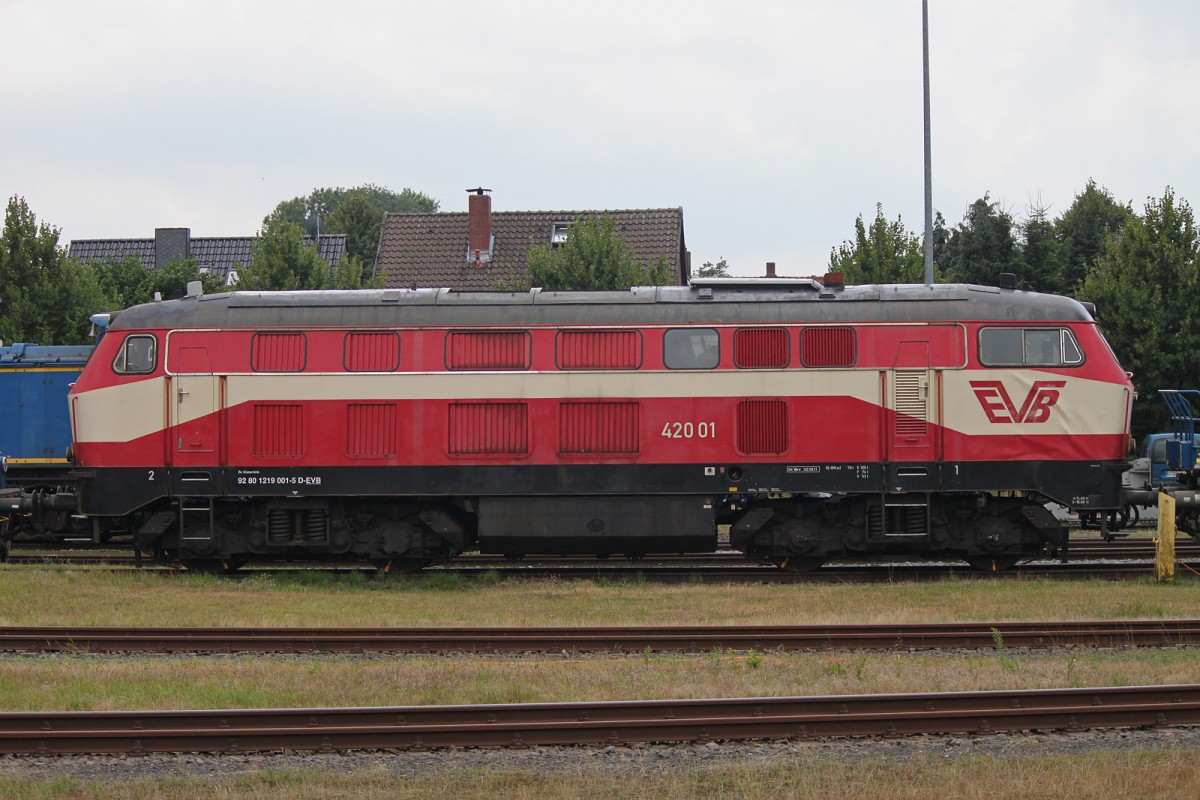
[1,750,1199,799]
[1,568,1199,629]
[1,648,1198,712]
[3,569,1199,795]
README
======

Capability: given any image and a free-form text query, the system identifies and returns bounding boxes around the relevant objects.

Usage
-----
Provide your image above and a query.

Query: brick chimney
[765,261,776,277]
[467,187,492,265]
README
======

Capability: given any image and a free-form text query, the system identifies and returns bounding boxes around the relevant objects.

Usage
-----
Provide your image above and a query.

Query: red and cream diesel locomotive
[67,277,1134,571]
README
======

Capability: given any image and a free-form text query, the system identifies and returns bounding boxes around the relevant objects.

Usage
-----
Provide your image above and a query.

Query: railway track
[3,684,1198,755]
[3,620,1200,655]
[3,555,1196,582]
[8,536,1195,568]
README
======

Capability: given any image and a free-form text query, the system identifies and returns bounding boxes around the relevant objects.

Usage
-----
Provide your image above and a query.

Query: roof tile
[375,208,687,290]
[68,234,348,282]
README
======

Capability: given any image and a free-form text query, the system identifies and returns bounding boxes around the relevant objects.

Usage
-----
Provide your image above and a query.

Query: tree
[937,194,1021,286]
[694,258,730,279]
[237,220,382,291]
[1018,200,1064,294]
[828,204,927,284]
[0,196,108,345]
[324,190,386,270]
[264,184,439,273]
[92,256,225,309]
[505,215,671,291]
[1054,179,1133,293]
[1079,187,1200,435]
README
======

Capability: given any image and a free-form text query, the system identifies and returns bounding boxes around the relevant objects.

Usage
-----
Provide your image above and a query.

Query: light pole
[922,0,934,286]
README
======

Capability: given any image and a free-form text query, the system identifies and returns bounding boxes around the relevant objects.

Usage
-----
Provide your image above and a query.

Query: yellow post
[1156,493,1176,583]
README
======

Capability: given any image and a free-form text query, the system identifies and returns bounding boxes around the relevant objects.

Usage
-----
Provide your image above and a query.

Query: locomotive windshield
[978,327,1083,367]
[111,334,156,374]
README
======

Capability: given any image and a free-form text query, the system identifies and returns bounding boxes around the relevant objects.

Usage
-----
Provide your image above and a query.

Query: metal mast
[922,0,934,285]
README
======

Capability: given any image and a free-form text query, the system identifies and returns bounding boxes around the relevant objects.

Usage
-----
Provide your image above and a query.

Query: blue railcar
[0,343,94,489]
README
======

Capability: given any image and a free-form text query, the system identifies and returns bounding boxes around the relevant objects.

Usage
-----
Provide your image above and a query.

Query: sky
[4,1,1199,277]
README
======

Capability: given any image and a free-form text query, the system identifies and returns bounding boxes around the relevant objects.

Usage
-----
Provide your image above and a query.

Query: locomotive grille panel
[448,402,529,455]
[346,403,397,457]
[893,371,929,437]
[556,330,641,370]
[253,403,304,457]
[446,331,531,370]
[344,331,400,372]
[251,332,306,372]
[736,399,788,455]
[734,327,789,368]
[801,327,856,367]
[559,401,640,454]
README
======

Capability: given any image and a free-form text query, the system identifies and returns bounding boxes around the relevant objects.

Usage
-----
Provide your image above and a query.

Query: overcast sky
[4,1,1198,277]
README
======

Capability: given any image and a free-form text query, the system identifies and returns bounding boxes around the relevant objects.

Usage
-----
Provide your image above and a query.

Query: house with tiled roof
[69,227,347,285]
[373,190,689,290]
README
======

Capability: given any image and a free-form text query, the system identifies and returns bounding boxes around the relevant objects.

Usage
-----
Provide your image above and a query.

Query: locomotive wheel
[963,554,1020,572]
[771,556,827,573]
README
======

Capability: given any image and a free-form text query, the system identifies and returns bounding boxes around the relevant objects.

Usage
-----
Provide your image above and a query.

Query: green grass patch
[2,568,1199,631]
[1,749,1198,799]
[2,649,1199,713]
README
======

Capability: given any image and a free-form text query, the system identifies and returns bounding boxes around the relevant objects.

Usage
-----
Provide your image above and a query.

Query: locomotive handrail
[1159,389,1200,472]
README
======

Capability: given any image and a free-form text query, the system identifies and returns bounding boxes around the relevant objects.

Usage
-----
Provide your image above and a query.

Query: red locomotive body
[68,280,1133,571]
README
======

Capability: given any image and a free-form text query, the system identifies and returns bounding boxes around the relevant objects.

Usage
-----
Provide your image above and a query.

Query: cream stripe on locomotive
[74,367,1128,445]
[941,370,1129,437]
[72,377,166,445]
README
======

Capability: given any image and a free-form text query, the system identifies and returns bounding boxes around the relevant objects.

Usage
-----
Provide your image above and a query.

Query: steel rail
[3,620,1200,654]
[10,537,1198,562]
[2,684,1198,755]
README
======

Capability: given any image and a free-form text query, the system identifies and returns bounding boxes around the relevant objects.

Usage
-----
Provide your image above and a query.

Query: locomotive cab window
[664,328,719,369]
[112,334,156,374]
[979,327,1084,367]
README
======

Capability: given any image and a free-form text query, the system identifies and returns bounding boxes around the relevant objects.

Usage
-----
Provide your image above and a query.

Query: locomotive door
[168,341,220,467]
[887,340,937,464]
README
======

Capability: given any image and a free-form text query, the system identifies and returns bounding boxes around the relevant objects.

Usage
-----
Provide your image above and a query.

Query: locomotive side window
[734,328,789,368]
[112,334,157,374]
[979,328,1085,367]
[663,328,719,369]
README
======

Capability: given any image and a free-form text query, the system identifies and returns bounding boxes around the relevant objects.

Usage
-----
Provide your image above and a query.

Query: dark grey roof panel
[108,284,1094,332]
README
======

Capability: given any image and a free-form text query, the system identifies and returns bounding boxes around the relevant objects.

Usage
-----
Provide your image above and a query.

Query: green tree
[0,196,108,345]
[505,215,671,291]
[93,256,225,308]
[264,183,439,273]
[828,204,927,284]
[937,194,1021,286]
[237,220,382,291]
[1079,187,1200,435]
[325,190,386,270]
[694,257,730,279]
[1054,179,1133,293]
[1018,200,1064,294]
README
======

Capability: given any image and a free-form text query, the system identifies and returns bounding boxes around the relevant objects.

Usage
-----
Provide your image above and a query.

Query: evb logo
[969,380,1066,424]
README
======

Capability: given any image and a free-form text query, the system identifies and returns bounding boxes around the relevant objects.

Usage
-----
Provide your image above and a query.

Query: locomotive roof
[107,282,1095,330]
